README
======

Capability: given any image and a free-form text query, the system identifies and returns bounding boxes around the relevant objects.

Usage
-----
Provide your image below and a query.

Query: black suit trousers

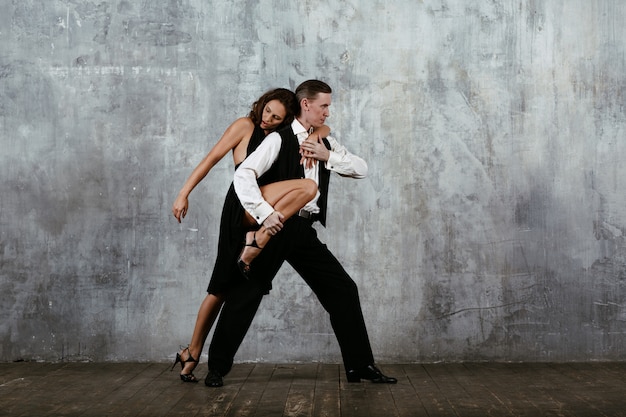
[207,216,375,376]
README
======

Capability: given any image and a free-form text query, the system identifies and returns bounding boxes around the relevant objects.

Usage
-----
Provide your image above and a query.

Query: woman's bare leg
[238,179,317,267]
[179,293,225,377]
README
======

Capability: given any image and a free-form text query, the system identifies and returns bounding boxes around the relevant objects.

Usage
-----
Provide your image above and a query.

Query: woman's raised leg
[237,179,317,275]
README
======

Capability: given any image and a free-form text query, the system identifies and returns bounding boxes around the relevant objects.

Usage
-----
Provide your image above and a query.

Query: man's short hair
[295,80,332,103]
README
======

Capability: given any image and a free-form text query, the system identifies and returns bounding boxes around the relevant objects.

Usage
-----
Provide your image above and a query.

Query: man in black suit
[205,80,396,387]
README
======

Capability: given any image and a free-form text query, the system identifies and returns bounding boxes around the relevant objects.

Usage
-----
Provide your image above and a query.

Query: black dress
[206,125,266,294]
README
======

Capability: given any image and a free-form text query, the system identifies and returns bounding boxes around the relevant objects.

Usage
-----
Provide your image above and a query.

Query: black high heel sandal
[236,231,264,279]
[171,346,199,383]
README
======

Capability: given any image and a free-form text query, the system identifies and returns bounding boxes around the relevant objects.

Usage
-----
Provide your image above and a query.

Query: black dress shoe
[205,369,223,387]
[346,364,397,384]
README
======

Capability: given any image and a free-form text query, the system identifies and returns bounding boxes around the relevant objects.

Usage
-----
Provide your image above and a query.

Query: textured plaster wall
[1,1,625,363]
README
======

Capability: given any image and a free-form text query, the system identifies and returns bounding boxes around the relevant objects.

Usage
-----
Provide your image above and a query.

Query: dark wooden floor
[1,362,625,417]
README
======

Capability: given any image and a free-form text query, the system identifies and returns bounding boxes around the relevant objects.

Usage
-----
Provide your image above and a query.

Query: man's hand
[262,211,285,235]
[300,135,330,167]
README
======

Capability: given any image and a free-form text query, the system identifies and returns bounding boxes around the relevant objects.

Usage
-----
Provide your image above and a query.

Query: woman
[171,88,329,382]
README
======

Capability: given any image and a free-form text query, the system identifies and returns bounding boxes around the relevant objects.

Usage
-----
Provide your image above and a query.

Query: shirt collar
[292,119,309,138]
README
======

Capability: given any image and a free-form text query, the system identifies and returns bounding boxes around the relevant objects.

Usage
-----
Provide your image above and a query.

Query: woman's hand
[300,135,330,166]
[172,195,189,223]
[300,153,316,169]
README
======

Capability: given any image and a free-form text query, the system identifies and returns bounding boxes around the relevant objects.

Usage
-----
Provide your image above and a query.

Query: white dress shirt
[234,119,368,224]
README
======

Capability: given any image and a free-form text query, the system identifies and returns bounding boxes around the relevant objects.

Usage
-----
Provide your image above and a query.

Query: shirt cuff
[250,201,275,225]
[326,151,340,171]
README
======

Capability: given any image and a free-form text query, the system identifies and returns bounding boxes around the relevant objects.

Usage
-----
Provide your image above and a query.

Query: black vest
[257,125,331,226]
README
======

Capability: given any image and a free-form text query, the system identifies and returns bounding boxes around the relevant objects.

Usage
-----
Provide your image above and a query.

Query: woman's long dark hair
[248,88,298,128]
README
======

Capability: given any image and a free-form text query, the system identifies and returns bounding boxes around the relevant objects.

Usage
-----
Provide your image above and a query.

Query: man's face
[303,93,331,128]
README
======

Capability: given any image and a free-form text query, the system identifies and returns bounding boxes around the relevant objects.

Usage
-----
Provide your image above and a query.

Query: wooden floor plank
[576,362,626,417]
[363,384,400,417]
[462,363,541,417]
[514,363,597,417]
[56,363,156,417]
[282,363,318,417]
[0,363,67,416]
[443,362,515,417]
[192,363,256,417]
[1,362,626,416]
[339,381,371,417]
[546,363,626,417]
[223,363,275,417]
[254,364,296,417]
[383,364,429,417]
[411,363,459,416]
[311,364,340,417]
[113,363,179,417]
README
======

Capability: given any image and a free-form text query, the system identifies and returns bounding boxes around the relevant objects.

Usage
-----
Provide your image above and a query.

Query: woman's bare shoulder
[230,117,255,131]
[219,117,255,143]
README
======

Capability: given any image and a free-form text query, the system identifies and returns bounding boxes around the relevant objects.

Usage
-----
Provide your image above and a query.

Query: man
[205,80,396,387]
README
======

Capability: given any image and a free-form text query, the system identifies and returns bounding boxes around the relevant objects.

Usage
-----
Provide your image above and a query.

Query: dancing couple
[171,80,396,386]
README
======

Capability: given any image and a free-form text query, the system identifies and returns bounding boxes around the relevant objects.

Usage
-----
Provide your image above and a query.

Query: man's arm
[233,132,282,224]
[300,135,368,178]
[325,136,368,178]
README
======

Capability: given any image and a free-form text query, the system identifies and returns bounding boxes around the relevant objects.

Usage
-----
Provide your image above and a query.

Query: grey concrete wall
[1,0,625,363]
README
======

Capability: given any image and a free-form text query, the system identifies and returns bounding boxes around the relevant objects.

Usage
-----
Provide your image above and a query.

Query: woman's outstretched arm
[172,118,254,222]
